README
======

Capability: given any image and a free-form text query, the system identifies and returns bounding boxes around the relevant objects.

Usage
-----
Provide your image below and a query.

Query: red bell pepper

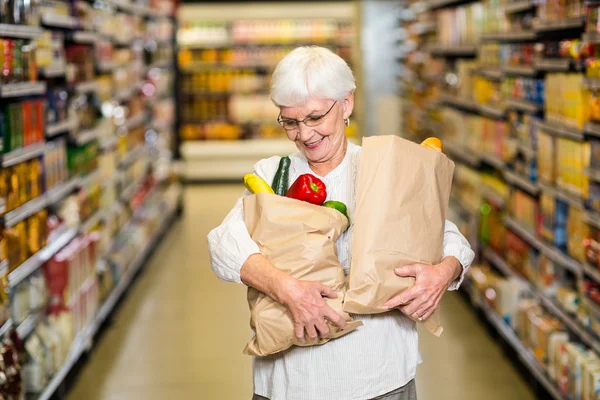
[286,174,327,206]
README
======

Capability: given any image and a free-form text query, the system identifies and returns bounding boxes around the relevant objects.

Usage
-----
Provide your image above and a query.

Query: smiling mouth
[305,137,324,149]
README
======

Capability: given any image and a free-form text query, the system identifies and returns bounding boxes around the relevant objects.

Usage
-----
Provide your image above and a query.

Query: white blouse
[207,140,475,400]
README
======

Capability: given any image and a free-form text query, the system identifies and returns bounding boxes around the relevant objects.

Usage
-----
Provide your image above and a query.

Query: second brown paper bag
[243,193,362,356]
[343,135,455,336]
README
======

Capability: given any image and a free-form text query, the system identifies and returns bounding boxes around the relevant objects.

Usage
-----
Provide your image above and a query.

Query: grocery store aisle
[67,185,534,400]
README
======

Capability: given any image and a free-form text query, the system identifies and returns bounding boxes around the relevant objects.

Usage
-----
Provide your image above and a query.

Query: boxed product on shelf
[556,138,590,198]
[45,87,71,126]
[65,44,95,84]
[36,31,65,73]
[435,3,484,47]
[537,0,585,22]
[510,188,539,233]
[2,157,44,213]
[505,230,531,276]
[506,43,537,68]
[540,192,555,242]
[70,91,102,132]
[545,73,589,130]
[1,210,49,272]
[496,277,531,327]
[538,129,556,184]
[44,138,69,192]
[67,141,98,177]
[555,199,569,250]
[2,99,45,154]
[504,77,545,106]
[567,206,590,263]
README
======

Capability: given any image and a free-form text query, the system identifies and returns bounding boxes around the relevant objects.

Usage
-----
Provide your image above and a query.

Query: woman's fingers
[315,320,330,339]
[324,307,347,330]
[319,284,338,299]
[305,323,319,341]
[294,323,305,343]
[384,287,418,309]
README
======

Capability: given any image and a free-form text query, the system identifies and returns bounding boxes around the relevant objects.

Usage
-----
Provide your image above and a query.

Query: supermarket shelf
[586,167,600,182]
[40,13,80,29]
[89,202,177,339]
[504,0,535,14]
[504,216,582,275]
[70,31,99,44]
[46,117,78,138]
[585,122,600,138]
[477,303,563,400]
[443,141,481,168]
[1,81,46,98]
[149,59,171,69]
[449,195,479,218]
[506,98,542,114]
[2,195,47,228]
[583,262,600,284]
[439,94,480,114]
[36,329,89,400]
[181,139,298,181]
[78,169,101,189]
[478,104,506,120]
[426,44,477,57]
[2,142,45,167]
[586,210,600,229]
[515,142,536,159]
[481,31,536,42]
[503,169,540,196]
[534,58,572,72]
[8,226,79,289]
[480,186,506,207]
[503,65,537,76]
[74,125,102,146]
[482,246,517,278]
[480,153,505,170]
[533,17,585,33]
[39,65,66,79]
[536,119,584,141]
[120,176,145,203]
[0,198,6,215]
[476,67,504,81]
[584,32,600,44]
[17,311,43,339]
[81,208,108,233]
[426,0,479,9]
[538,294,600,354]
[74,80,99,94]
[0,24,42,39]
[97,61,118,73]
[0,260,7,277]
[0,319,11,337]
[46,178,80,204]
[538,181,584,208]
[584,77,600,91]
[46,176,79,205]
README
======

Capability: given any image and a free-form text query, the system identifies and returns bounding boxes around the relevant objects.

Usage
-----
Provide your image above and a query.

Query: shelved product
[0,0,179,398]
[401,0,600,397]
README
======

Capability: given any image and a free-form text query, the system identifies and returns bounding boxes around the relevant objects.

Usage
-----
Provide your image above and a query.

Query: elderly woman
[208,46,475,400]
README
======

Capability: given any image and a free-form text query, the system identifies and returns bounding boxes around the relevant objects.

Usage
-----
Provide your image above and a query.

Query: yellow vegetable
[420,137,443,152]
[244,174,275,194]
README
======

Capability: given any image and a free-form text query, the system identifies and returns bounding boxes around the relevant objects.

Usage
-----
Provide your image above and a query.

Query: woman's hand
[383,257,462,321]
[278,277,347,343]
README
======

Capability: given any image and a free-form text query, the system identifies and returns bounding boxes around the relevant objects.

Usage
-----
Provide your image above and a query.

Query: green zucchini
[271,156,291,196]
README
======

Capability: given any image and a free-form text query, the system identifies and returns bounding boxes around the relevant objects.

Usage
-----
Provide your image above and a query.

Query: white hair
[270,46,356,107]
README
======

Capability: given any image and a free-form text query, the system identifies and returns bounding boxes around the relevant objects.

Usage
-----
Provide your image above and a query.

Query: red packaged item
[21,101,31,146]
[34,100,44,142]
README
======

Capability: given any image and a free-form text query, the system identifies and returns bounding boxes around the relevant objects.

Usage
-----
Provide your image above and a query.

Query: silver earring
[344,118,350,127]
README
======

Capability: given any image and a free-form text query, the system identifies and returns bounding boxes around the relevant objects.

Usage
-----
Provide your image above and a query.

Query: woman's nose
[297,123,313,141]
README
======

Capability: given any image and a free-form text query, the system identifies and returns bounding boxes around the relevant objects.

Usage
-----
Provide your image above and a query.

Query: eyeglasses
[277,101,337,131]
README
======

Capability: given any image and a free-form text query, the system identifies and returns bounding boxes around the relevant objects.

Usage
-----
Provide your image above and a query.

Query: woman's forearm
[241,254,293,304]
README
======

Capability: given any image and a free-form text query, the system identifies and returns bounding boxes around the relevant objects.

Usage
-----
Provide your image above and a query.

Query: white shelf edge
[1,81,46,98]
[46,117,79,138]
[3,195,48,227]
[503,169,540,196]
[2,142,46,167]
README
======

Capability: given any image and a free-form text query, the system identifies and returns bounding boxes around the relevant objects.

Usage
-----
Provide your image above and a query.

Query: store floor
[67,185,535,400]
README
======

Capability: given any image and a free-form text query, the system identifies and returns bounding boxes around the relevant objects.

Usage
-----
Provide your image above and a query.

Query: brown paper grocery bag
[343,135,455,336]
[243,193,362,356]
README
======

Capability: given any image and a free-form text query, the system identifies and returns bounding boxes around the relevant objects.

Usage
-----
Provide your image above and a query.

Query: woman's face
[279,94,354,164]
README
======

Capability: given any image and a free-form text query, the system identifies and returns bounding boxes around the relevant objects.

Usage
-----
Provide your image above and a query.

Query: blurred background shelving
[400,0,600,399]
